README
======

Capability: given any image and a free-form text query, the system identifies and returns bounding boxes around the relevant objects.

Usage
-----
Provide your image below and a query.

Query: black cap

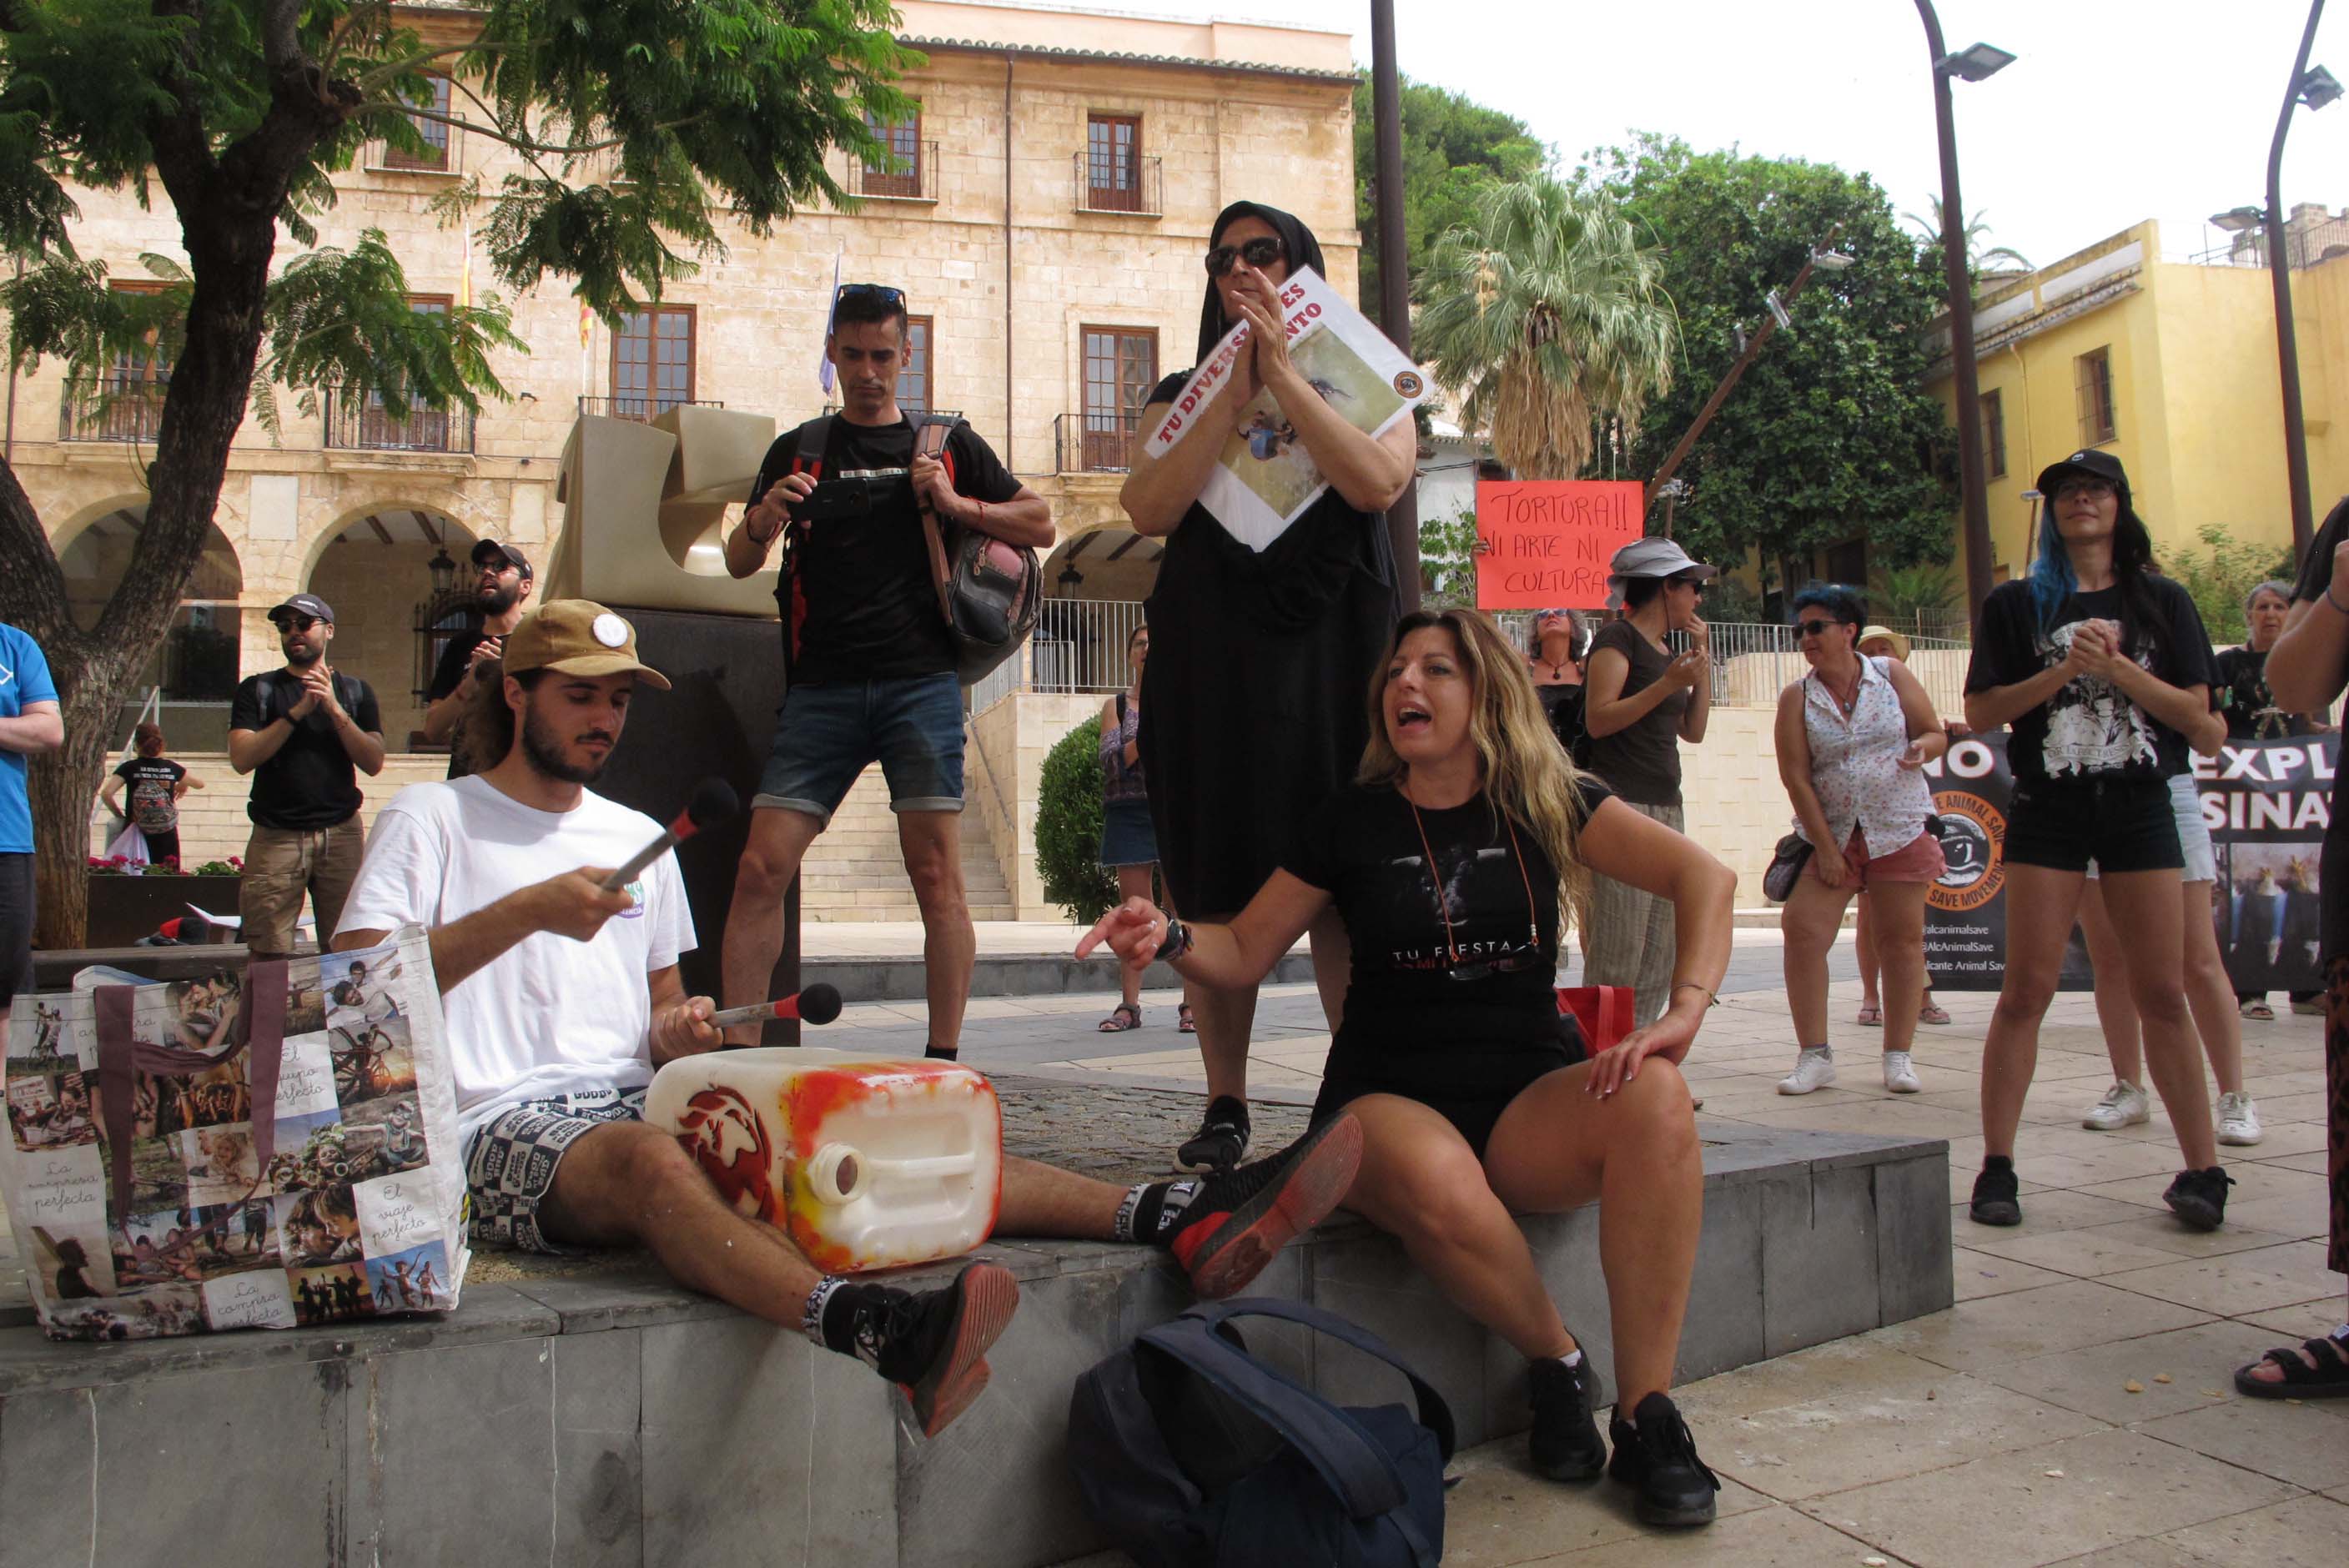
[268,593,334,626]
[471,538,533,579]
[2035,448,2129,497]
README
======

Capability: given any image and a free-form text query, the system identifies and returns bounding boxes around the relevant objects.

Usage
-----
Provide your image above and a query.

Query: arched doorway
[307,507,480,751]
[1031,526,1161,692]
[56,504,244,751]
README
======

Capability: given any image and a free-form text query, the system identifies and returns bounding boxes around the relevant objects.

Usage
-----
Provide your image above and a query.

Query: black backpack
[1067,1298,1454,1568]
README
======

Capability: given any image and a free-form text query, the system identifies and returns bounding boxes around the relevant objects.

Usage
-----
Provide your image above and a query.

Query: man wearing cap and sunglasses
[722,282,1053,1061]
[227,594,385,957]
[421,539,535,780]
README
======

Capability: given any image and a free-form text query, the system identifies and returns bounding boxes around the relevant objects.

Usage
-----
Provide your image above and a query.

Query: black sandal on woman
[1097,1003,1143,1033]
[2234,1332,2349,1399]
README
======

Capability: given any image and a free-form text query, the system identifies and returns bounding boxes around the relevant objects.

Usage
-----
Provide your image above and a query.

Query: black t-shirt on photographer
[228,668,380,829]
[750,415,1022,685]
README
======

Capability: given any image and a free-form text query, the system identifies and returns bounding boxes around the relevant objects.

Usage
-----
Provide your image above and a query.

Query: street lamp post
[1914,2,2013,621]
[1370,0,1421,611]
[2261,1,2335,562]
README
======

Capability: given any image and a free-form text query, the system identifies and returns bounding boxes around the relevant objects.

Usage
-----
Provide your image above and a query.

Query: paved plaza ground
[801,926,2346,1568]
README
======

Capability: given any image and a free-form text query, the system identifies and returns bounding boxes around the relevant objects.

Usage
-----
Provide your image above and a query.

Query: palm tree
[1903,197,2035,273]
[1412,178,1678,480]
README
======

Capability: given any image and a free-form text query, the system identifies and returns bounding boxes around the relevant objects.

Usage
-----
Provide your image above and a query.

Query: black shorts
[0,852,33,1011]
[2003,778,2182,875]
[1309,1034,1584,1161]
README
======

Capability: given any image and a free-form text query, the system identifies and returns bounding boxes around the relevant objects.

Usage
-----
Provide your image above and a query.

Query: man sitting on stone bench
[333,600,1361,1437]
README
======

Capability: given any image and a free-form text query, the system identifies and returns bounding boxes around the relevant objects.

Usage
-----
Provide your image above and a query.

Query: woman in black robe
[1120,200,1416,1169]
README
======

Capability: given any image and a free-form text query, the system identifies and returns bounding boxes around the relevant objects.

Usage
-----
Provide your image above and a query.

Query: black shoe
[1607,1391,1718,1528]
[1162,1117,1362,1299]
[828,1262,1019,1437]
[1527,1356,1607,1482]
[2163,1166,2234,1231]
[1969,1163,2022,1227]
[1178,1094,1251,1172]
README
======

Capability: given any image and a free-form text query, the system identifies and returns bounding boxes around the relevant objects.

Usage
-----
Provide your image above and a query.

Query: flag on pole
[455,220,474,309]
[817,246,842,395]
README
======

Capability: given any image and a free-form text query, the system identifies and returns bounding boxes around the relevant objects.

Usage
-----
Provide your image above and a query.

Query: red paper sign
[1473,480,1646,610]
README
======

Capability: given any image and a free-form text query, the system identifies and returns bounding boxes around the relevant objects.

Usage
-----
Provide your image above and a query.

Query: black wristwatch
[1159,913,1195,963]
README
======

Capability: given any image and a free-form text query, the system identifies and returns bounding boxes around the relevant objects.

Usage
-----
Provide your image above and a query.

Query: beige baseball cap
[499,600,672,690]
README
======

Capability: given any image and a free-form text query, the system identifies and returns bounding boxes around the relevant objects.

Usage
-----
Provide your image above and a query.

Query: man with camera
[722,283,1053,1058]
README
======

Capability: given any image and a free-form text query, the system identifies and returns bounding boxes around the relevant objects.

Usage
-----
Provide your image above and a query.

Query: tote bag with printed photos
[1,927,470,1340]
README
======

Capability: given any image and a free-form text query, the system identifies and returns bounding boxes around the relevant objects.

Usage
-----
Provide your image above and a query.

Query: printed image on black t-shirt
[113,758,185,835]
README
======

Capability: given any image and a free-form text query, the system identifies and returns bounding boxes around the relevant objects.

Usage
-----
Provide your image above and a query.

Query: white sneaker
[1778,1046,1837,1095]
[2216,1091,2264,1146]
[2081,1080,2151,1131]
[1882,1051,1922,1093]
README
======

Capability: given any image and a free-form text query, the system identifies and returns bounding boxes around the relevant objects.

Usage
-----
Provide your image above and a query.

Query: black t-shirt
[1584,619,1686,807]
[112,758,185,835]
[1964,577,2216,787]
[228,668,380,829]
[1283,779,1613,1072]
[2212,646,2313,741]
[2289,495,2349,960]
[750,415,1023,685]
[425,627,497,779]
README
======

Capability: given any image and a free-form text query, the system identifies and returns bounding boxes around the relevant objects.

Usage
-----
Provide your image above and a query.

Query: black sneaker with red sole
[843,1261,1021,1438]
[1164,1116,1363,1299]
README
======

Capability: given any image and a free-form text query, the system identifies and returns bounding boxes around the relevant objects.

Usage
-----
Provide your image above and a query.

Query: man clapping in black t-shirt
[420,539,535,779]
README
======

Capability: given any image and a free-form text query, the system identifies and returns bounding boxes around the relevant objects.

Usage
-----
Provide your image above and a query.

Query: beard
[519,704,610,785]
[283,641,323,667]
[477,580,521,615]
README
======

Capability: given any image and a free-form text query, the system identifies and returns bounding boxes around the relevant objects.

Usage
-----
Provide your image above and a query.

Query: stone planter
[83,874,242,947]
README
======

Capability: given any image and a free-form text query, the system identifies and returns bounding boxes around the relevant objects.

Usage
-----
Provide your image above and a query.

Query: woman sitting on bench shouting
[1079,607,1736,1530]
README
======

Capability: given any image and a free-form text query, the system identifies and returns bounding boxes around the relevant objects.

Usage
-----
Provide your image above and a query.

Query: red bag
[1556,985,1637,1053]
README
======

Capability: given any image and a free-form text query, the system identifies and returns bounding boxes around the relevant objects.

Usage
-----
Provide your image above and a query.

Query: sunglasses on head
[1205,237,1285,277]
[834,283,907,309]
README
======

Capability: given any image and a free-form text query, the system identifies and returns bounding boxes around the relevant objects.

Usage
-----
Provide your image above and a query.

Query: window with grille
[360,297,454,448]
[2074,348,2116,445]
[864,108,923,199]
[384,75,453,171]
[1979,389,2007,480]
[611,306,697,421]
[1081,328,1157,469]
[1085,115,1141,212]
[898,315,932,414]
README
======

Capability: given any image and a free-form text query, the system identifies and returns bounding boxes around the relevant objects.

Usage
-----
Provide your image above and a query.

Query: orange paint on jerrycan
[643,1048,1003,1274]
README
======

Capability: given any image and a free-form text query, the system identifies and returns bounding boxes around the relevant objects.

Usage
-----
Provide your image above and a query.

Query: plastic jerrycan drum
[643,1048,1004,1274]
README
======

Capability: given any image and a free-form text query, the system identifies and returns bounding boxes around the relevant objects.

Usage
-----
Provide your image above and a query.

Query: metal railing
[362,119,465,177]
[2191,216,2349,270]
[60,374,169,443]
[967,598,1149,711]
[1054,411,1140,474]
[1072,152,1162,217]
[1682,622,1970,714]
[854,140,938,203]
[323,386,475,454]
[576,395,725,422]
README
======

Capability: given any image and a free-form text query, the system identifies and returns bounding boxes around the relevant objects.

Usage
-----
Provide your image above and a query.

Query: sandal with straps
[1855,1005,1883,1027]
[1096,1003,1143,1033]
[1177,1003,1197,1034]
[2235,1333,2349,1399]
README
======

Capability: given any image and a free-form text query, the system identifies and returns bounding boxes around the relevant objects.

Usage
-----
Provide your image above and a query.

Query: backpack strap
[1180,1299,1456,1464]
[790,415,832,481]
[913,413,961,623]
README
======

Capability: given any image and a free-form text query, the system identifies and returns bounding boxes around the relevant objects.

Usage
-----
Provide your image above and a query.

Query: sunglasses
[1795,619,1838,637]
[270,615,322,632]
[834,283,907,309]
[1204,237,1285,278]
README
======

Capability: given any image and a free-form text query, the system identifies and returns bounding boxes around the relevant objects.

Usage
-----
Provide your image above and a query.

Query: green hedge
[1036,715,1119,924]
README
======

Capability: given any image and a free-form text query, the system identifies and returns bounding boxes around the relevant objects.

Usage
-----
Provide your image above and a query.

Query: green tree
[1035,719,1116,925]
[1901,197,2035,274]
[0,1,911,942]
[1413,176,1677,480]
[1417,505,1481,605]
[1582,136,1958,580]
[2163,524,2294,646]
[1351,73,1544,319]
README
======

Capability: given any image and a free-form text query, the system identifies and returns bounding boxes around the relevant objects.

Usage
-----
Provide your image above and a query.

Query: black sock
[923,1042,958,1061]
[1121,1178,1201,1244]
[1984,1154,2014,1173]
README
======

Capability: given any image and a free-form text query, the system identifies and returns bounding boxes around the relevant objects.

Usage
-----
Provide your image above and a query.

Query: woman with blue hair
[1960,450,2231,1231]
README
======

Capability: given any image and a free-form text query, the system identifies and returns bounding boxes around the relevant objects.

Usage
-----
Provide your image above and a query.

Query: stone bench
[0,1080,1951,1568]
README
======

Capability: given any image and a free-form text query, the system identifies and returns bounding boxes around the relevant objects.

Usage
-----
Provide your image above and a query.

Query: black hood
[1194,201,1327,363]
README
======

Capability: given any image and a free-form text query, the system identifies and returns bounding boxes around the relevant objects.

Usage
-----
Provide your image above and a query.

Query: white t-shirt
[336,776,695,1148]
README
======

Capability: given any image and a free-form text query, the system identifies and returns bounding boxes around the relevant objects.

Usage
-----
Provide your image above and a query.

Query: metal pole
[1371,0,1421,611]
[1915,0,1997,618]
[2266,0,2326,564]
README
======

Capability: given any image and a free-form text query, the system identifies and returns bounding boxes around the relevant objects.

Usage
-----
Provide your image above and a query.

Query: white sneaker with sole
[1882,1051,1922,1093]
[2216,1091,2264,1146]
[2081,1080,2150,1131]
[1777,1046,1836,1095]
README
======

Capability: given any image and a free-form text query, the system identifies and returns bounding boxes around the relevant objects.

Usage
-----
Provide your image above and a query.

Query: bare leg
[2077,881,2145,1083]
[1868,880,1930,1057]
[1780,871,1857,1045]
[1983,864,2089,1158]
[993,1155,1125,1238]
[2102,868,2218,1170]
[1308,905,1351,1034]
[722,806,825,1046]
[898,810,976,1054]
[2180,881,2245,1096]
[1486,1058,1703,1410]
[1854,889,1879,1009]
[1114,865,1154,1013]
[1187,902,1257,1103]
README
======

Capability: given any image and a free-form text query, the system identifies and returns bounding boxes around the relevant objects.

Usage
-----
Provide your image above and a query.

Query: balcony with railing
[59,374,169,444]
[362,118,465,178]
[1054,412,1142,475]
[853,141,938,204]
[577,395,727,423]
[1071,152,1162,218]
[968,598,1149,713]
[323,385,475,455]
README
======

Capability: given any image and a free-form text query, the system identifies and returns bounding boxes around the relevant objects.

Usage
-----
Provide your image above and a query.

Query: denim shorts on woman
[2086,773,2214,883]
[753,672,966,825]
[2004,776,2182,875]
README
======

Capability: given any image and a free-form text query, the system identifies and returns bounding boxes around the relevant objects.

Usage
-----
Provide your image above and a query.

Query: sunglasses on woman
[1794,619,1838,638]
[1204,237,1285,277]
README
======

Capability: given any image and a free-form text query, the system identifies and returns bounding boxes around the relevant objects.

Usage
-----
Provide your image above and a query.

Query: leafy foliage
[1418,506,1481,605]
[1902,198,2035,274]
[2163,524,2294,646]
[1877,563,1959,626]
[1351,73,1546,317]
[1414,177,1677,480]
[1577,135,1959,579]
[1036,719,1119,926]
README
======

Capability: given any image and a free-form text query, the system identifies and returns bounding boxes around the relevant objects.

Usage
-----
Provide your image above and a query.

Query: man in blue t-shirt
[0,622,64,1023]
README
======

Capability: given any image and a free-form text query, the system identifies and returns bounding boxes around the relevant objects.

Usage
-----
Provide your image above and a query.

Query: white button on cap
[591,613,628,648]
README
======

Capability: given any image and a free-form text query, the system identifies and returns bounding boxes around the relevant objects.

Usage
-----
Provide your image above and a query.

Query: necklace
[1403,793,1542,982]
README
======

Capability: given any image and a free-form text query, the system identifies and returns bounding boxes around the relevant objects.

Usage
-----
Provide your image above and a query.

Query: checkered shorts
[462,1086,649,1254]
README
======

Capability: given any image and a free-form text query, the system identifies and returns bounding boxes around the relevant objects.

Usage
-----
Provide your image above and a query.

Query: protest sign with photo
[1472,480,1645,610]
[1141,266,1425,551]
[1919,732,2093,991]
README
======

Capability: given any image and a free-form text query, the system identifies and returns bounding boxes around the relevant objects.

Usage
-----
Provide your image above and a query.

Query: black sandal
[2234,1333,2349,1400]
[1097,1003,1143,1033]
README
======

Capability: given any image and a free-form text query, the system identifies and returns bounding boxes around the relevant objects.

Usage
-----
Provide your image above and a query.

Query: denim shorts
[2004,777,2182,875]
[753,672,966,825]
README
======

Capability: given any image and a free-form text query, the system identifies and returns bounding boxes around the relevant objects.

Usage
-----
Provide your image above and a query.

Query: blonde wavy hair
[1356,608,1593,939]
